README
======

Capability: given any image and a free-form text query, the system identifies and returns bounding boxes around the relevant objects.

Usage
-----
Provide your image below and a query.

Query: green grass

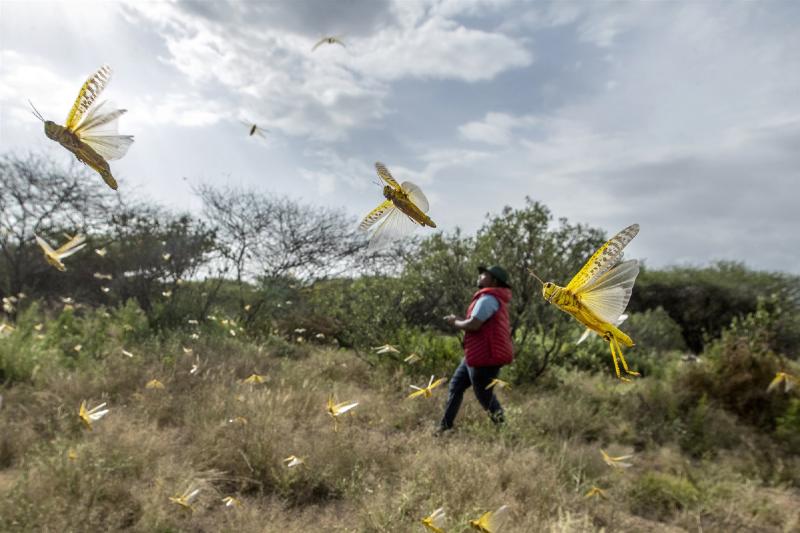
[0,307,798,532]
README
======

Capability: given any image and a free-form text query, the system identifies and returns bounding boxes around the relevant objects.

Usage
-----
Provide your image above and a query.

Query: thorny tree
[0,153,118,300]
[197,184,370,323]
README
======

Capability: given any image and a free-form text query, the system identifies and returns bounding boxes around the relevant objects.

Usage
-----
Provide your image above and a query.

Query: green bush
[775,398,800,453]
[627,377,681,446]
[677,300,789,430]
[306,276,408,349]
[393,327,463,377]
[677,394,740,458]
[0,304,62,383]
[625,307,686,354]
[628,472,700,520]
[630,262,800,354]
[262,335,311,359]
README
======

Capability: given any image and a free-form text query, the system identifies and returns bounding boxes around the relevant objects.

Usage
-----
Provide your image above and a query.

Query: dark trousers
[440,358,505,430]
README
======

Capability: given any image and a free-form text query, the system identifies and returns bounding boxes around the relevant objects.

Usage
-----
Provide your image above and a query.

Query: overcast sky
[1,0,799,273]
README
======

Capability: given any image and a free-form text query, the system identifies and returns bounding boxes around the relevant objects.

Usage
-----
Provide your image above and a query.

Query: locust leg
[613,336,640,377]
[605,333,623,380]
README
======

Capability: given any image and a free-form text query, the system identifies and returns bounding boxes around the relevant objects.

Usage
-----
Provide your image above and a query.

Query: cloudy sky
[1,0,799,273]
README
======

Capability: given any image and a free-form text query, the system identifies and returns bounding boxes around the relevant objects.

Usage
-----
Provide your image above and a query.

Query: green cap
[478,265,512,288]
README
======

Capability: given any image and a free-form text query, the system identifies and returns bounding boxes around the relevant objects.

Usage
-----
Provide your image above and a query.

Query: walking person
[440,265,513,432]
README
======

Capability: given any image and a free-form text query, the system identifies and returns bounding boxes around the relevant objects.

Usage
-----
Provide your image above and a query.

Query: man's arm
[444,314,484,332]
[444,294,498,332]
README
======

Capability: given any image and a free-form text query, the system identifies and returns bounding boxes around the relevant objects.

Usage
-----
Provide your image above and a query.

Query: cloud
[350,15,532,83]
[459,112,538,145]
[121,0,532,141]
[127,93,225,128]
[4,0,800,274]
[0,50,83,125]
[299,147,374,195]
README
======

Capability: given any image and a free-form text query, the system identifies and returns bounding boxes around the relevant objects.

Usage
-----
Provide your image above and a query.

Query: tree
[197,184,385,328]
[400,198,606,382]
[473,199,605,381]
[95,204,217,325]
[0,153,118,301]
[0,153,217,326]
[631,262,800,354]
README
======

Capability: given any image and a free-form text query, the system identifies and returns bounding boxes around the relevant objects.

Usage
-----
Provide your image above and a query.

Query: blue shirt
[470,294,499,321]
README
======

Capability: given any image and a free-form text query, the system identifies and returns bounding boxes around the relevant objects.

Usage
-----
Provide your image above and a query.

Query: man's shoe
[433,423,453,437]
[490,410,506,426]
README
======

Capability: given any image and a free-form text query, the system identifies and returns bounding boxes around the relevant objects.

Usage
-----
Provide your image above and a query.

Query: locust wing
[576,260,639,324]
[400,180,430,213]
[566,224,639,293]
[54,233,87,259]
[366,205,419,251]
[66,65,112,131]
[74,101,134,161]
[359,199,393,231]
[375,161,401,190]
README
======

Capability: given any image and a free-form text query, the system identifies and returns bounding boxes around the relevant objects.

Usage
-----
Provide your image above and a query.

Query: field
[1,303,798,533]
[1,156,799,532]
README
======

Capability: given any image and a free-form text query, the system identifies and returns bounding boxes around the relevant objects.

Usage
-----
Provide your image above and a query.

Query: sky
[1,0,799,273]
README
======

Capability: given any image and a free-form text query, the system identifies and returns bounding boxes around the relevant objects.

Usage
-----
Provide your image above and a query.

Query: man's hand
[444,314,484,332]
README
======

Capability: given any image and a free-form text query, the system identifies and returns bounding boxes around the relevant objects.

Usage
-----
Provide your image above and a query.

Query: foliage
[677,298,799,436]
[401,198,606,383]
[0,303,61,383]
[775,399,800,453]
[628,472,701,521]
[0,153,119,299]
[196,184,368,284]
[625,307,687,355]
[1,305,799,532]
[631,262,800,354]
[306,276,408,350]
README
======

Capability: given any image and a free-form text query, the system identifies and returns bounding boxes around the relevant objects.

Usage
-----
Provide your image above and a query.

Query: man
[440,265,513,432]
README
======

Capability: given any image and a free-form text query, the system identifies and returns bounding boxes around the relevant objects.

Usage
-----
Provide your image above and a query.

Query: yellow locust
[326,395,359,432]
[421,507,447,532]
[31,65,133,190]
[600,448,634,469]
[407,375,446,399]
[34,233,86,271]
[78,400,109,430]
[169,487,200,510]
[360,162,436,251]
[767,371,799,394]
[312,36,346,51]
[469,505,509,532]
[531,224,641,381]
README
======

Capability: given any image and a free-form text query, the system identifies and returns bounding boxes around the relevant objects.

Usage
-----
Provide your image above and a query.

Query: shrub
[677,300,790,430]
[775,399,800,454]
[628,472,700,521]
[393,327,463,377]
[677,394,740,458]
[625,307,686,354]
[262,335,311,359]
[630,262,800,353]
[0,303,62,383]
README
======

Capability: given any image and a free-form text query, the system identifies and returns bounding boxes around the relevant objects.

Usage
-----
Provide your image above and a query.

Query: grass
[0,309,799,532]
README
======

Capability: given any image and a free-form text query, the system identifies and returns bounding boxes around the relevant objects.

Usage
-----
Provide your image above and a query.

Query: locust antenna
[28,100,45,122]
[528,269,545,285]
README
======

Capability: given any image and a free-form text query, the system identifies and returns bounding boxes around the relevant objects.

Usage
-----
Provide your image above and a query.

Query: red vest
[463,287,513,367]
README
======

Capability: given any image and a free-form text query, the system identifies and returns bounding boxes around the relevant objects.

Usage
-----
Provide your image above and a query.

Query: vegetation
[1,153,799,531]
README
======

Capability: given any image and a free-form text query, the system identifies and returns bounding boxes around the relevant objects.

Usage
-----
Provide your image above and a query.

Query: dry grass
[1,320,799,532]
